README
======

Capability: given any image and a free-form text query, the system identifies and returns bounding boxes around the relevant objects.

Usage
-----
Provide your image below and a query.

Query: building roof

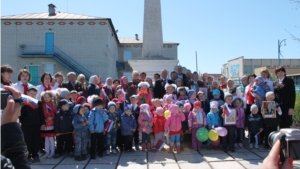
[119,38,179,45]
[1,12,105,20]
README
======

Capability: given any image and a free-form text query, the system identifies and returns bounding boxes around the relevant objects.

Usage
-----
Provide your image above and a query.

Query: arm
[202,111,207,126]
[188,112,192,128]
[39,103,46,126]
[259,115,263,132]
[179,112,185,121]
[133,116,137,130]
[88,111,95,132]
[288,78,296,109]
[245,115,249,130]
[101,111,109,122]
[72,116,84,129]
[138,114,145,127]
[54,113,60,133]
[206,114,212,126]
[121,116,132,131]
[164,117,171,132]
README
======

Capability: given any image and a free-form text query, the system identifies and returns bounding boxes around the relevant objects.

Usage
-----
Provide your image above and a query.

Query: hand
[256,95,263,100]
[117,123,120,127]
[91,131,95,133]
[40,125,45,130]
[1,86,22,125]
[261,140,293,169]
[236,117,239,121]
[56,133,61,136]
[260,129,263,132]
[288,108,294,116]
[221,113,225,118]
[86,121,89,125]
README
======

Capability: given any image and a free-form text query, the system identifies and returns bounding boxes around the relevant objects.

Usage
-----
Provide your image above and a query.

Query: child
[83,103,91,150]
[188,90,198,106]
[152,107,166,152]
[88,97,109,159]
[19,87,45,163]
[220,93,236,152]
[182,103,192,147]
[72,104,89,161]
[137,82,152,105]
[58,88,75,115]
[163,84,177,105]
[245,104,263,149]
[112,98,124,151]
[54,99,74,158]
[164,104,186,153]
[234,98,245,149]
[138,104,153,152]
[197,90,210,114]
[206,101,221,150]
[121,105,137,153]
[130,95,140,150]
[210,89,225,110]
[40,91,57,159]
[251,76,269,109]
[177,87,189,101]
[262,92,282,149]
[188,101,206,150]
[163,94,173,114]
[176,101,186,151]
[105,101,121,155]
[12,68,34,95]
[70,90,78,103]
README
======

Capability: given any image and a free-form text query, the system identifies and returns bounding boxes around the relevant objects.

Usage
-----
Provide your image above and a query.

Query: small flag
[223,103,231,116]
[22,94,38,109]
[101,88,107,98]
[104,119,114,132]
[254,132,261,145]
[46,105,52,112]
[155,139,165,151]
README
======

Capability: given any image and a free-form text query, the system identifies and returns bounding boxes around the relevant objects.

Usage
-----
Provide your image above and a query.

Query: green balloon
[196,127,209,142]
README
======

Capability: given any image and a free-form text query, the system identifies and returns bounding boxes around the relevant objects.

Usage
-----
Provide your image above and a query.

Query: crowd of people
[0,64,296,168]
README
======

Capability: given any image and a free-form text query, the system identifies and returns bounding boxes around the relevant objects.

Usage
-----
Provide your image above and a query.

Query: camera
[1,89,12,110]
[269,128,300,163]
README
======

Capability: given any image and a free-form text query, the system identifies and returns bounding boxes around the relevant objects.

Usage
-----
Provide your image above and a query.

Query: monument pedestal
[128,60,179,80]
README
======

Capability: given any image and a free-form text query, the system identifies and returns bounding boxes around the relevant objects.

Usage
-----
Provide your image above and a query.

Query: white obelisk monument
[128,0,179,79]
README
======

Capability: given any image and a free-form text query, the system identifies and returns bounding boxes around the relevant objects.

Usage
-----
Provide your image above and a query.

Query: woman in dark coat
[87,75,100,96]
[274,66,296,128]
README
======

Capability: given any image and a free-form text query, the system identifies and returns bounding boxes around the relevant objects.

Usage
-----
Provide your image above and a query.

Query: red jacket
[153,113,166,134]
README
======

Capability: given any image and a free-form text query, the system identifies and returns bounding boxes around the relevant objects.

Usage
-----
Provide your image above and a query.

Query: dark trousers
[133,130,139,145]
[280,106,292,128]
[222,126,235,150]
[141,132,151,143]
[117,129,124,151]
[123,135,133,151]
[56,133,74,155]
[264,127,277,147]
[90,132,104,156]
[21,125,40,158]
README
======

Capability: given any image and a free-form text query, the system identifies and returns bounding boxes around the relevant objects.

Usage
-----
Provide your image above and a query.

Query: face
[63,93,70,100]
[241,77,247,85]
[130,98,138,104]
[155,100,161,107]
[194,106,200,112]
[208,77,213,83]
[140,74,146,81]
[266,96,274,101]
[276,70,285,79]
[157,110,163,116]
[70,93,78,101]
[176,80,182,87]
[212,82,218,89]
[79,76,85,83]
[161,70,168,79]
[43,94,52,102]
[166,86,174,94]
[213,94,220,99]
[235,100,242,108]
[184,107,190,112]
[186,71,192,79]
[211,108,217,113]
[146,78,152,86]
[177,66,182,73]
[113,81,120,87]
[84,107,90,114]
[202,73,208,81]
[132,73,139,80]
[122,77,128,84]
[140,85,148,90]
[166,99,172,104]
[225,96,233,105]
[109,106,116,112]
[261,72,268,79]
[68,74,76,82]
[50,78,56,87]
[125,110,131,115]
[197,93,205,100]
[255,79,261,85]
[178,106,183,113]
[220,77,226,84]
[154,75,160,81]
[179,90,186,96]
[79,107,84,115]
[56,76,63,84]
[115,103,120,108]
[97,76,101,84]
[228,80,234,88]
[107,79,113,86]
[249,76,255,84]
[62,104,69,111]
[252,109,258,114]
[1,72,12,82]
[43,74,51,85]
[93,77,98,85]
[20,72,30,83]
[27,90,37,98]
[171,73,177,80]
[192,73,198,80]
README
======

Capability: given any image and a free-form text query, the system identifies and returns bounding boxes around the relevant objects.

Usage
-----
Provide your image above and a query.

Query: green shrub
[293,92,300,127]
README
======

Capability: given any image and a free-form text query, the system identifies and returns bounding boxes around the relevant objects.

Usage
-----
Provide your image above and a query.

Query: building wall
[221,57,244,80]
[1,19,119,83]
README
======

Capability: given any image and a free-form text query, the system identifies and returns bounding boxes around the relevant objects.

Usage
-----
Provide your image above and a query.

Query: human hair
[41,91,57,105]
[247,73,257,81]
[140,72,146,76]
[171,71,177,75]
[89,75,98,84]
[192,71,198,75]
[40,72,53,83]
[220,75,226,80]
[132,70,139,77]
[154,73,160,78]
[234,98,244,107]
[17,69,31,81]
[54,72,64,79]
[260,68,271,78]
[1,64,14,83]
[113,78,120,84]
[275,66,286,76]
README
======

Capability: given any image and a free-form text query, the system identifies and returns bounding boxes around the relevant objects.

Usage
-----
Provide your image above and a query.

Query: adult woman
[274,66,295,128]
[188,72,204,92]
[202,72,209,86]
[126,71,140,101]
[145,77,154,98]
[112,79,120,93]
[88,75,100,96]
[175,78,183,88]
[12,69,33,95]
[223,79,242,97]
[36,72,53,100]
[239,75,248,96]
[77,74,88,98]
[244,74,257,116]
[103,77,115,101]
[1,64,14,87]
[261,68,274,92]
[120,76,129,92]
[219,75,227,90]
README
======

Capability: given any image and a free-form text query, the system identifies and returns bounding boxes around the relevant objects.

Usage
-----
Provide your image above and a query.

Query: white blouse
[12,81,33,94]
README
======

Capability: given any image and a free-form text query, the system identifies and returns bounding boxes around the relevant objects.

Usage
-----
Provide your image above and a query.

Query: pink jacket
[138,111,153,134]
[188,109,207,128]
[164,112,185,132]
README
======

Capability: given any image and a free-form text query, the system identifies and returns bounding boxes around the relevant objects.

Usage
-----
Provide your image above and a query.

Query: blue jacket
[88,108,108,133]
[107,111,120,133]
[88,84,100,96]
[55,110,74,133]
[72,113,89,133]
[121,113,137,136]
[206,110,221,127]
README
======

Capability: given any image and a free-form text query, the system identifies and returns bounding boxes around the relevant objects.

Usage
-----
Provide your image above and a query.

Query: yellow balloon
[208,129,219,141]
[164,110,171,119]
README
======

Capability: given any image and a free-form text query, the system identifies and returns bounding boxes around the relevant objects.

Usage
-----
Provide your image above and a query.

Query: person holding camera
[1,64,13,87]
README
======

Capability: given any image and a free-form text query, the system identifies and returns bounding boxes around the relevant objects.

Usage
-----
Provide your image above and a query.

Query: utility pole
[196,51,198,73]
[278,39,286,66]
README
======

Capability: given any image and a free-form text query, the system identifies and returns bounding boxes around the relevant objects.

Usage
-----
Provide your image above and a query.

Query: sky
[1,0,299,74]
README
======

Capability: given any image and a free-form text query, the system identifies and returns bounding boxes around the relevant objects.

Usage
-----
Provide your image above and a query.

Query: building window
[28,66,39,85]
[123,50,132,61]
[244,65,252,74]
[45,63,54,75]
[123,72,132,82]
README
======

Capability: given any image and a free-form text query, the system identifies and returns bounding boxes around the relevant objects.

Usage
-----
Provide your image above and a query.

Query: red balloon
[211,137,220,146]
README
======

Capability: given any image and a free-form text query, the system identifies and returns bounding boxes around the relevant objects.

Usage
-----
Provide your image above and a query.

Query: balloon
[211,137,220,146]
[214,127,228,137]
[164,110,171,119]
[208,129,219,141]
[196,127,208,142]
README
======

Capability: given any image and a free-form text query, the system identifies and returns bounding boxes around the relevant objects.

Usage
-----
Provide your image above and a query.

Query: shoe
[82,154,87,160]
[90,155,96,159]
[176,145,181,154]
[98,152,103,157]
[141,143,146,151]
[27,158,34,163]
[135,144,140,151]
[48,154,54,158]
[69,152,74,158]
[249,144,253,149]
[112,149,118,154]
[238,143,244,148]
[147,143,151,152]
[168,146,174,153]
[75,156,82,161]
[234,143,239,149]
[43,153,49,159]
[53,154,61,159]
[255,144,259,149]
[106,150,110,155]
[33,157,40,163]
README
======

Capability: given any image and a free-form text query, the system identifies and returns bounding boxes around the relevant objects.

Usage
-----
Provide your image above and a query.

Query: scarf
[42,83,52,91]
[2,81,11,86]
[120,76,128,89]
[196,110,203,124]
[22,83,28,94]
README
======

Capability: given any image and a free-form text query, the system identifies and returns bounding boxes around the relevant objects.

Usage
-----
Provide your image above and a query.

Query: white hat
[177,86,189,93]
[266,91,275,99]
[164,83,177,91]
[138,82,150,88]
[67,72,76,77]
[251,104,258,111]
[210,101,218,109]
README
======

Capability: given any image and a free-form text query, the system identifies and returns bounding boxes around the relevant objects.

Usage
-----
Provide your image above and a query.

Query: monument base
[128,60,179,80]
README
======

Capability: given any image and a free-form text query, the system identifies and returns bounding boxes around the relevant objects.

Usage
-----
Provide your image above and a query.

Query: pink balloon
[211,137,220,146]
[214,127,228,137]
